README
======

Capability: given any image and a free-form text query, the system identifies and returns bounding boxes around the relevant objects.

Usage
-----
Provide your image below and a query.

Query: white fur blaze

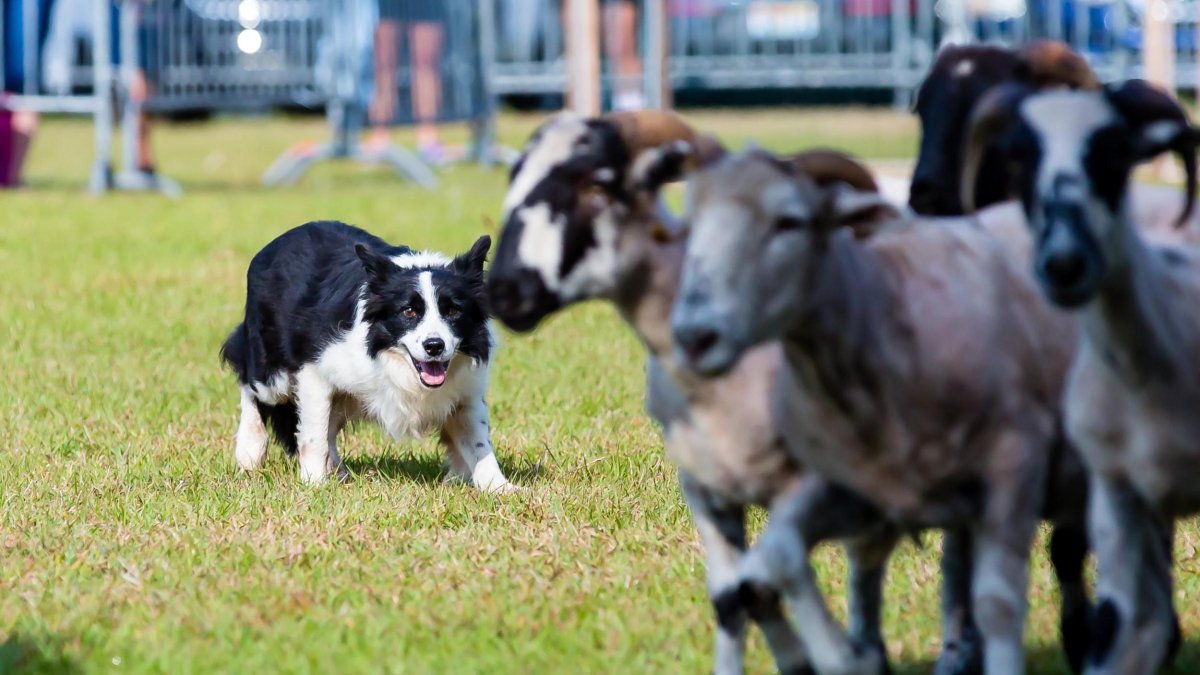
[235,386,269,471]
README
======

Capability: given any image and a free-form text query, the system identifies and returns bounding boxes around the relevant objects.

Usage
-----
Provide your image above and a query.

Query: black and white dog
[220,221,514,491]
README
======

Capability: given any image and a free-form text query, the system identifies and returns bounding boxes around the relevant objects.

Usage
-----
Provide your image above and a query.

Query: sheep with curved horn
[910,39,1200,248]
[488,110,923,674]
[962,79,1200,674]
[670,143,1103,675]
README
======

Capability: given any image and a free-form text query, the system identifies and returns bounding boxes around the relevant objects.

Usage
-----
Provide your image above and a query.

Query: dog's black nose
[1042,248,1087,289]
[423,338,445,357]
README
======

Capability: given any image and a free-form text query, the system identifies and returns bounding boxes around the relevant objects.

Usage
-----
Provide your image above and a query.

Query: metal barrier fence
[487,0,1199,106]
[261,0,497,188]
[2,0,496,193]
[1,0,115,192]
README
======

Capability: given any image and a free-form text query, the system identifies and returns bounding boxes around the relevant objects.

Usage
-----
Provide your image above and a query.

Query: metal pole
[474,0,500,163]
[91,0,115,193]
[642,0,668,109]
[119,0,139,173]
[890,0,911,109]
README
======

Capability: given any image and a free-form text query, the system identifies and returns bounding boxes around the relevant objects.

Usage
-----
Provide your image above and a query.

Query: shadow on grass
[344,450,549,487]
[0,633,77,674]
[888,639,1200,674]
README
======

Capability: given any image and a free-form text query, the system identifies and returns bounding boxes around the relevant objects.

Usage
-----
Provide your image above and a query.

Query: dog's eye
[444,306,462,319]
[402,306,418,319]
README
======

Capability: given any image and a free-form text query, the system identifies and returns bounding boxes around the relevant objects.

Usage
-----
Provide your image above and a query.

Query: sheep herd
[486,40,1199,675]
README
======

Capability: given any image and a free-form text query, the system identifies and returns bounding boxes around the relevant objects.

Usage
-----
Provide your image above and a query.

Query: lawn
[2,108,1198,674]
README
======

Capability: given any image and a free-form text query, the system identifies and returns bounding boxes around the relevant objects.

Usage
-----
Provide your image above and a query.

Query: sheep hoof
[1061,605,1090,674]
[933,639,983,675]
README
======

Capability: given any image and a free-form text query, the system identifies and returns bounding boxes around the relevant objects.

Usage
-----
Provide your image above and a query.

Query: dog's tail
[257,401,299,455]
[220,323,249,383]
[221,325,299,455]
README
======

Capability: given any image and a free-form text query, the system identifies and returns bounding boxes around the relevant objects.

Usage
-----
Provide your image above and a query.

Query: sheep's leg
[1084,476,1175,675]
[679,472,810,675]
[739,476,890,675]
[295,367,336,484]
[235,385,269,471]
[970,434,1044,675]
[935,529,982,675]
[439,398,514,493]
[1048,523,1091,674]
[843,528,899,663]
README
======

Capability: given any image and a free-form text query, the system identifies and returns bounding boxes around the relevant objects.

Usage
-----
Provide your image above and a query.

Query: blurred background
[0,0,1195,194]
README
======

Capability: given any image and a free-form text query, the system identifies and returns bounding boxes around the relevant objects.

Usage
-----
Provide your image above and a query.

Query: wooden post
[1143,0,1175,179]
[1144,0,1175,89]
[565,0,601,115]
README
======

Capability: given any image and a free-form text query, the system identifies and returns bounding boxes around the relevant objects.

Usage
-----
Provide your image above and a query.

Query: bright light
[238,0,261,28]
[237,29,263,54]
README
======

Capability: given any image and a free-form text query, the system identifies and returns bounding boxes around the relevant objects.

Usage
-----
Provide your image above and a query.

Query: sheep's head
[909,41,1098,216]
[671,148,894,376]
[488,110,700,331]
[964,81,1199,308]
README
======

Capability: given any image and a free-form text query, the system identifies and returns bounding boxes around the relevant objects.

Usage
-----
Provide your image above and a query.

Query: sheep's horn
[605,110,697,156]
[1107,79,1198,226]
[785,149,878,193]
[1017,40,1100,90]
[961,83,1030,214]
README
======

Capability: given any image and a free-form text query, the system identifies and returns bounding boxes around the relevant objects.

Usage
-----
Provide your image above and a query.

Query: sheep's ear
[819,184,901,239]
[356,244,396,285]
[629,135,727,197]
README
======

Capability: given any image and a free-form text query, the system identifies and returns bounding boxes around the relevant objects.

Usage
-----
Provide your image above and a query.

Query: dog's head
[355,236,492,389]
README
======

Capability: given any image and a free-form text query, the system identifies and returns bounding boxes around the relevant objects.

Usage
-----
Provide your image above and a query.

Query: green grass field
[2,109,1199,674]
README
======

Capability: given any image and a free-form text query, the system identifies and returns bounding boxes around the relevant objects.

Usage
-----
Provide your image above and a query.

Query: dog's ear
[452,235,491,280]
[356,244,396,285]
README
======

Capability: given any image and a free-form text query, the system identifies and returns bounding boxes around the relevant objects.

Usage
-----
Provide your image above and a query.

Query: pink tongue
[417,361,447,386]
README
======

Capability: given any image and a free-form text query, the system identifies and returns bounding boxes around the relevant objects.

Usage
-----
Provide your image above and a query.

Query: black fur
[1088,599,1120,667]
[491,118,633,330]
[910,45,1025,216]
[220,221,491,451]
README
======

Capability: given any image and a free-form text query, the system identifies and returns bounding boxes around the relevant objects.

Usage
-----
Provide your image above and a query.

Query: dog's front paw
[483,481,524,495]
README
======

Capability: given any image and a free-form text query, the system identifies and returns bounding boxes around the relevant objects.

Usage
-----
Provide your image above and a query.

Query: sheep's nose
[908,177,946,215]
[423,338,445,357]
[674,323,720,364]
[1041,248,1087,289]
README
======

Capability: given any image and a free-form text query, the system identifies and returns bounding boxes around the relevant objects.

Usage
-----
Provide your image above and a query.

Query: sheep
[486,109,907,674]
[909,40,1200,248]
[907,39,1102,671]
[961,79,1200,674]
[668,144,1094,674]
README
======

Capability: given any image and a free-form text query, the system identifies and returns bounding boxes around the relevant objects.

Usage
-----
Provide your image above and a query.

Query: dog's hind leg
[440,398,515,493]
[235,386,269,471]
[295,366,336,485]
[326,402,350,483]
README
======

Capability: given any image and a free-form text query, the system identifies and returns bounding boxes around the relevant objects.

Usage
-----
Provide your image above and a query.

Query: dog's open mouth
[411,358,449,388]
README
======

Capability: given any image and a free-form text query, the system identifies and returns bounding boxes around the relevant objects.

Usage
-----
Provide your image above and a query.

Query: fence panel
[2,0,114,191]
[485,0,1200,105]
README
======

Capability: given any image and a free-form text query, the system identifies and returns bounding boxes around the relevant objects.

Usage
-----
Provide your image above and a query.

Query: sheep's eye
[774,215,807,232]
[402,306,418,319]
[444,306,462,319]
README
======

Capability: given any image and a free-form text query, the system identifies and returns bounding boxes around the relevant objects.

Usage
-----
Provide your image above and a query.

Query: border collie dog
[220,221,514,491]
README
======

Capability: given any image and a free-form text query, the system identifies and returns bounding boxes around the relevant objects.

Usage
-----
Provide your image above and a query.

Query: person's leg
[409,20,443,152]
[604,0,642,110]
[8,110,38,187]
[369,17,401,146]
[128,70,156,172]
